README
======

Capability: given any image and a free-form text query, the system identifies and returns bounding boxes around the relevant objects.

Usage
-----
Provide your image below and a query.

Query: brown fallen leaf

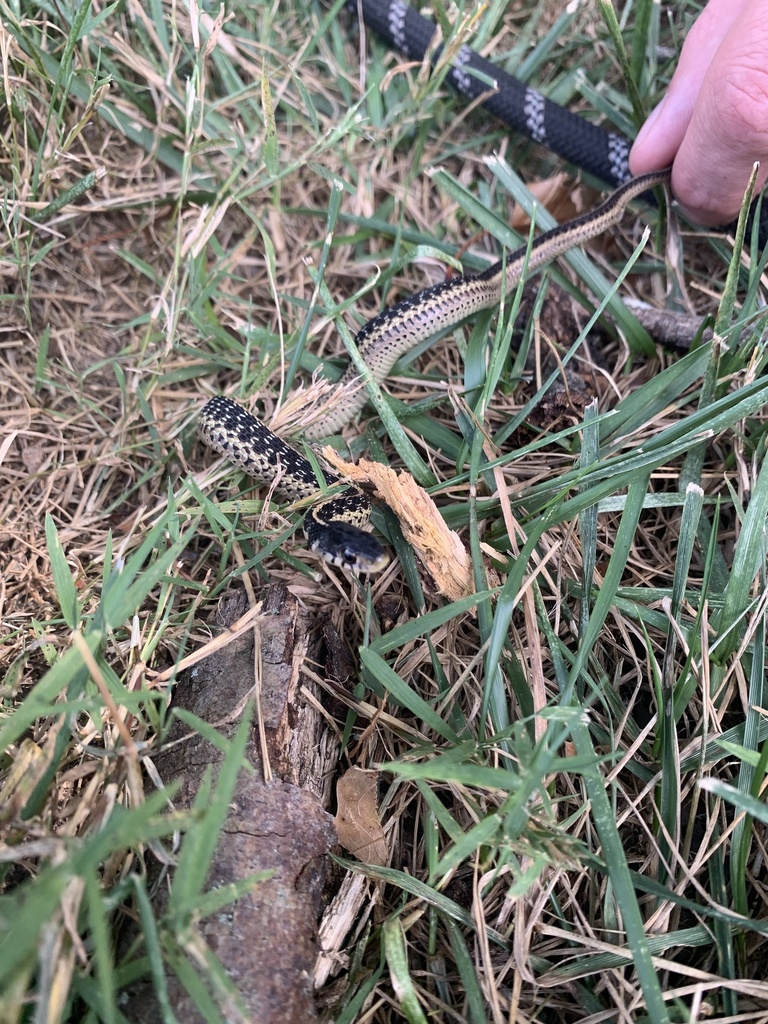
[0,738,46,825]
[20,441,46,474]
[335,766,388,867]
[509,172,583,231]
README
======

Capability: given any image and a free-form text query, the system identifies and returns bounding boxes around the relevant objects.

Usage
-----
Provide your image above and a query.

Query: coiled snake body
[199,170,669,573]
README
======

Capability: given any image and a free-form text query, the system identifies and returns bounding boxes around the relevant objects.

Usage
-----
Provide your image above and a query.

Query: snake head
[308,520,390,574]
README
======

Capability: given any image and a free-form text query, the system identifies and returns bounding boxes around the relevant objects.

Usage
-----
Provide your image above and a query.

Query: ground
[3,1,768,1022]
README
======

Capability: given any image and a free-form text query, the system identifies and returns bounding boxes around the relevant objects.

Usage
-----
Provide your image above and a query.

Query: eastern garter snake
[199,169,670,573]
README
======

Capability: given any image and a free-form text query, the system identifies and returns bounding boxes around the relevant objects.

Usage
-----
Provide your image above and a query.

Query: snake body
[303,169,669,438]
[199,395,391,573]
[199,169,669,572]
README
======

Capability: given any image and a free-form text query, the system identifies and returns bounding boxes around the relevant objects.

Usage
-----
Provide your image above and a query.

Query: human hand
[629,0,768,226]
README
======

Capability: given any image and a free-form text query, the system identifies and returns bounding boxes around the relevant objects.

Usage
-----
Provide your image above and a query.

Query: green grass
[3,0,768,1021]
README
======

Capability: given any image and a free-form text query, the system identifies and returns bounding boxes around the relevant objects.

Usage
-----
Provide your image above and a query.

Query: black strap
[353,0,630,188]
[352,0,768,247]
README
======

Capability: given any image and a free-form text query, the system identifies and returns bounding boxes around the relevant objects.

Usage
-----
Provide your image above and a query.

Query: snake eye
[342,546,360,567]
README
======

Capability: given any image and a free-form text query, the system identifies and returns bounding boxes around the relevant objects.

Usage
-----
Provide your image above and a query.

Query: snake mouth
[353,549,391,574]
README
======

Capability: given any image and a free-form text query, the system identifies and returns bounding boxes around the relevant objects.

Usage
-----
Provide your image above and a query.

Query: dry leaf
[334,767,388,867]
[0,738,45,823]
[20,442,46,474]
[510,172,583,231]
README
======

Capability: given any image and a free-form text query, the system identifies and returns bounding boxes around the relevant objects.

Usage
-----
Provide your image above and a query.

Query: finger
[631,0,768,225]
[631,0,750,173]
[673,0,768,225]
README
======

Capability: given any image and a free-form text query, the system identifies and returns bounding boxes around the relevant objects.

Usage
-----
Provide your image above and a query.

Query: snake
[199,169,669,573]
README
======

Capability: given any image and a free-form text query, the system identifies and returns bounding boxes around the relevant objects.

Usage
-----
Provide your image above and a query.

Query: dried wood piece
[122,586,336,1024]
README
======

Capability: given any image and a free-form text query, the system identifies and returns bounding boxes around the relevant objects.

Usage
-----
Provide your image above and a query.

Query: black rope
[352,0,630,188]
[351,0,768,248]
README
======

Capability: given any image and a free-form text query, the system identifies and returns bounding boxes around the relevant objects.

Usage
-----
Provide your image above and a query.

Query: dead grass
[3,0,768,1022]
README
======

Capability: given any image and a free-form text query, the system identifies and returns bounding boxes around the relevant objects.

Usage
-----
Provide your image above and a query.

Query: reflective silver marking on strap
[608,133,631,184]
[523,87,546,143]
[388,0,408,54]
[452,45,474,95]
